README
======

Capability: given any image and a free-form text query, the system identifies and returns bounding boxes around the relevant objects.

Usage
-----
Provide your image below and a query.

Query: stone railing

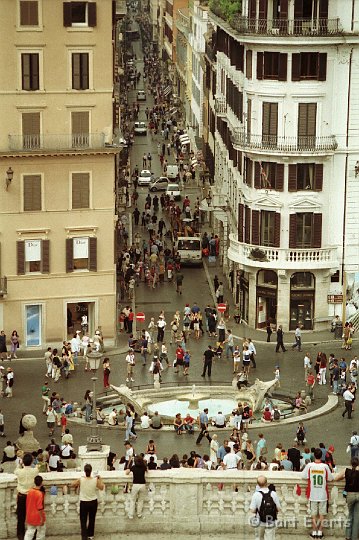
[0,470,347,538]
[228,235,339,270]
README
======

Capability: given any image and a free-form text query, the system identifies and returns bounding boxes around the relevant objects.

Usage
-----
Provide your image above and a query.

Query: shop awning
[163,86,172,97]
[179,133,190,145]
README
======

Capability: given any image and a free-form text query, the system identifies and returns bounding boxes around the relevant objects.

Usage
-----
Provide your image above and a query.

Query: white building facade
[209,0,359,331]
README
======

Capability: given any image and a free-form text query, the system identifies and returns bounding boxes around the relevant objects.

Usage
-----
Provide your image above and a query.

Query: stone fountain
[111,378,279,420]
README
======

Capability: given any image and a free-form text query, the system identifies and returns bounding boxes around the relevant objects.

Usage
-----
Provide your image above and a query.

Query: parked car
[137,90,146,101]
[149,176,169,192]
[138,170,154,186]
[166,182,181,200]
[134,121,147,135]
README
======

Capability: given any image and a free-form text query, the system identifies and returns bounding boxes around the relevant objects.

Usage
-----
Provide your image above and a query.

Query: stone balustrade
[0,470,347,538]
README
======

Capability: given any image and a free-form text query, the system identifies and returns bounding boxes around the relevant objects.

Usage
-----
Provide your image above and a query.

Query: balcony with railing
[230,129,337,155]
[0,277,7,297]
[228,234,339,270]
[214,95,227,116]
[7,133,110,154]
[230,16,342,36]
[175,8,189,38]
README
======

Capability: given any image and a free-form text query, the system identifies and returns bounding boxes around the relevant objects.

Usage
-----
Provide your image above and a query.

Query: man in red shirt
[174,346,184,374]
[306,371,316,399]
[24,475,46,540]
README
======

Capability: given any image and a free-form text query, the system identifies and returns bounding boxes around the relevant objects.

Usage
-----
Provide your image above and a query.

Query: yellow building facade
[0,0,118,347]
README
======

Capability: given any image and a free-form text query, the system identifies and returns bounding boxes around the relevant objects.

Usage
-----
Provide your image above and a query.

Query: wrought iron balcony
[214,95,227,116]
[230,129,337,154]
[0,277,7,297]
[8,133,107,153]
[230,17,342,36]
[228,235,339,270]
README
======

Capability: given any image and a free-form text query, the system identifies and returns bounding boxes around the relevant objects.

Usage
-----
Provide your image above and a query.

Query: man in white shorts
[302,447,334,538]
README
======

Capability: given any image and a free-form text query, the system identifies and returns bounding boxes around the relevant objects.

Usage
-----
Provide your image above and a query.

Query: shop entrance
[256,270,278,328]
[236,271,249,323]
[66,301,95,338]
[290,272,315,330]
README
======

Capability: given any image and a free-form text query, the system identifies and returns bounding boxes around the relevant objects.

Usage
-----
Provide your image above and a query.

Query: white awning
[163,86,172,96]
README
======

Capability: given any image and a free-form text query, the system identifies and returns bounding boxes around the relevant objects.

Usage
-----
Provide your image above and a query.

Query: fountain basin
[147,398,238,419]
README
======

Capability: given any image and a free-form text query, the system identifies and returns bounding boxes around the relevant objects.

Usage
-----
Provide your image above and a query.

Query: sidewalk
[203,259,344,346]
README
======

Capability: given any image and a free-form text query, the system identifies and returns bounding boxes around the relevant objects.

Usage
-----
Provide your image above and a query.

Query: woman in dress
[103,358,111,388]
[84,389,92,423]
[10,331,20,359]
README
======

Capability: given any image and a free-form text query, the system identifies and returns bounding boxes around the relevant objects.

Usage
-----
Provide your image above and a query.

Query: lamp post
[86,351,103,452]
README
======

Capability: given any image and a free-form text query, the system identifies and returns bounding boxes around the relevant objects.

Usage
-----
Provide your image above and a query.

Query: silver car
[166,182,181,200]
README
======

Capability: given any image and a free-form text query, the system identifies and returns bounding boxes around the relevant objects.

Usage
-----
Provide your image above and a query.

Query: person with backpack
[250,476,281,538]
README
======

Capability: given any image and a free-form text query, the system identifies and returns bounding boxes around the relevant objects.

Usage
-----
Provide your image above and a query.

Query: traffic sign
[136,312,145,322]
[217,303,226,313]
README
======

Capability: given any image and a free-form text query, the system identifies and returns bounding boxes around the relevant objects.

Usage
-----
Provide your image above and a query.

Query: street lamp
[86,351,103,452]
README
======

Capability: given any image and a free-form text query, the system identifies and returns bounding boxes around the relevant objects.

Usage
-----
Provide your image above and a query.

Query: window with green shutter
[72,173,90,209]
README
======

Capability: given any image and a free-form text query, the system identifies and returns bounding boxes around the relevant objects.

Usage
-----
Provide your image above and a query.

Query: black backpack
[258,490,277,524]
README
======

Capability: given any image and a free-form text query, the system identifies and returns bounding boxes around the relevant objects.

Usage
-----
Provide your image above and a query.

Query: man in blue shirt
[196,408,211,445]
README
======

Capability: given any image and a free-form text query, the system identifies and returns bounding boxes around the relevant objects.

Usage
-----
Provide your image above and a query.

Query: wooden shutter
[275,164,284,191]
[246,50,252,79]
[289,214,297,248]
[17,241,25,275]
[41,239,50,273]
[262,102,278,142]
[312,214,322,248]
[278,54,287,81]
[294,0,303,18]
[22,54,31,90]
[238,151,242,174]
[63,2,72,26]
[20,1,39,25]
[319,0,328,18]
[288,164,297,191]
[66,238,74,273]
[257,52,264,80]
[314,164,323,191]
[88,2,97,26]
[89,237,97,271]
[274,213,281,247]
[245,207,251,244]
[298,103,317,146]
[238,203,244,242]
[249,0,256,18]
[72,173,90,209]
[72,111,89,135]
[22,112,40,137]
[254,162,261,188]
[318,53,327,81]
[251,210,260,245]
[23,175,41,211]
[247,99,252,134]
[280,0,288,18]
[246,158,253,186]
[292,53,301,81]
[258,0,268,19]
[72,53,81,90]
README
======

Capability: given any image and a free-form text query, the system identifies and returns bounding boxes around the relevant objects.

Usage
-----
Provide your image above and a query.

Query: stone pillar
[277,271,290,332]
[78,445,110,472]
[248,272,257,327]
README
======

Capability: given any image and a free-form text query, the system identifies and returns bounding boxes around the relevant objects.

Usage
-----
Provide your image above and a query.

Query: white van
[175,236,202,266]
[167,164,179,180]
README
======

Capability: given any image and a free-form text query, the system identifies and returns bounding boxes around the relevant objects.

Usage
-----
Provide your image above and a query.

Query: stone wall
[0,470,348,538]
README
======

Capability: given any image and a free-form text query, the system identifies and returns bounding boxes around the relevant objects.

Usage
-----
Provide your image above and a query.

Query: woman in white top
[210,434,219,465]
[72,464,104,540]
